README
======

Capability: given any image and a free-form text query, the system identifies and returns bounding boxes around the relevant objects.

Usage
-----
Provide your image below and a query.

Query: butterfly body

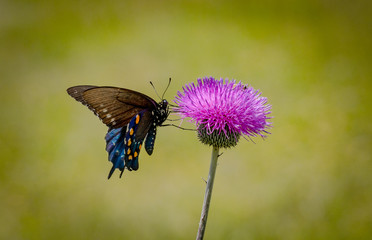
[67,85,169,178]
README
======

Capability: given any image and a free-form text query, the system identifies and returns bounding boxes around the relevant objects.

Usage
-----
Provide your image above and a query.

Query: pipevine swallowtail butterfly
[67,83,170,179]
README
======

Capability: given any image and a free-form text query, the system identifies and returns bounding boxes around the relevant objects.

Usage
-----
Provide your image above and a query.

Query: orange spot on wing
[130,128,134,135]
[139,144,142,150]
[135,115,140,124]
[134,152,138,157]
[128,155,133,160]
[128,139,132,146]
[127,149,131,155]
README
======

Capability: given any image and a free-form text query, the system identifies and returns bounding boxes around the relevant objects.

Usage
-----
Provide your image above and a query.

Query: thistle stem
[196,146,220,240]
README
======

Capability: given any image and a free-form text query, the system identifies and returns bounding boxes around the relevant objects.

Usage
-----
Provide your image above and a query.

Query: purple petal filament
[174,77,272,139]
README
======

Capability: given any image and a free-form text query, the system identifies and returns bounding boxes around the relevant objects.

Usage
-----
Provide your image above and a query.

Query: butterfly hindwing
[105,110,158,177]
[123,111,155,171]
[123,113,142,171]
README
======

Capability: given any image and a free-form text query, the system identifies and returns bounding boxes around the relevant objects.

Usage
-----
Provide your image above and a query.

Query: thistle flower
[174,77,271,148]
[174,77,272,240]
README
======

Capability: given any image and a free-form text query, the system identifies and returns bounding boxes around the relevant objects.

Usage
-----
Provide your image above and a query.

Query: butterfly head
[153,99,169,126]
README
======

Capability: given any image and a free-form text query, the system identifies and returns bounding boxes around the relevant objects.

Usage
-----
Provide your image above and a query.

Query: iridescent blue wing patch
[105,126,126,179]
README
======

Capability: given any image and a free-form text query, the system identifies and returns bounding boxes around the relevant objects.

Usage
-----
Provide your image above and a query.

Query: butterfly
[67,84,170,179]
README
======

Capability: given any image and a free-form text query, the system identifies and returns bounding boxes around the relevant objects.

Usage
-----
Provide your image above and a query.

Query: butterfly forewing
[67,86,155,129]
[67,85,97,108]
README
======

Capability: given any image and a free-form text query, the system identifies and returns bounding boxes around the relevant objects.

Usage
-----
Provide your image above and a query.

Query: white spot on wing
[106,114,112,118]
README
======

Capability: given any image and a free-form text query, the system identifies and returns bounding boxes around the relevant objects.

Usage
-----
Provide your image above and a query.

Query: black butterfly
[67,85,170,179]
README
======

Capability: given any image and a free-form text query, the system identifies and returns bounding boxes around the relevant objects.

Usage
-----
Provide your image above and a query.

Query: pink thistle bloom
[174,77,272,147]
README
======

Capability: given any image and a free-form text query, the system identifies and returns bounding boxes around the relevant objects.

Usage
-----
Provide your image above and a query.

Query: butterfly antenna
[150,81,162,100]
[160,124,196,131]
[161,78,172,100]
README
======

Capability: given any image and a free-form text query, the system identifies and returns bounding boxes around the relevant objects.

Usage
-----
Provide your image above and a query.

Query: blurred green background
[1,0,371,239]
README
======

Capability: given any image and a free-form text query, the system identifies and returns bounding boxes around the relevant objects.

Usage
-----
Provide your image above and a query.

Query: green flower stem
[196,146,220,240]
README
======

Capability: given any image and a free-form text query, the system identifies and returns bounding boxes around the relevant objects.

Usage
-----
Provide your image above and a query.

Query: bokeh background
[1,0,371,239]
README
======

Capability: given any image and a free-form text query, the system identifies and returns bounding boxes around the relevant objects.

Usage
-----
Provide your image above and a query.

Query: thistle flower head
[174,77,272,148]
